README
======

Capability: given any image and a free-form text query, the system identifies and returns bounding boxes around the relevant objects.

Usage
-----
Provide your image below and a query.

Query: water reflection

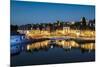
[27,40,51,52]
[26,40,95,53]
[11,39,95,66]
[56,40,79,48]
[11,39,95,56]
[80,43,95,53]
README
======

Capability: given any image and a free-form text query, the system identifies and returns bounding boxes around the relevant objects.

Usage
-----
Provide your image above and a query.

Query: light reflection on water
[27,40,50,51]
[11,39,95,66]
[26,40,95,52]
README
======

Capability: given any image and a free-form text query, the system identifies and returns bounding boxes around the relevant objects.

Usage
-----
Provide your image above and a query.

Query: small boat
[10,32,32,45]
[10,32,30,55]
[11,35,27,44]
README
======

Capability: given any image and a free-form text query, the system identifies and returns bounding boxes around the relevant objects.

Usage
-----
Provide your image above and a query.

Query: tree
[80,17,87,30]
[11,25,18,32]
[81,17,86,26]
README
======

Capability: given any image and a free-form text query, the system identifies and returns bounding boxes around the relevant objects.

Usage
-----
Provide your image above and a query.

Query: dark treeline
[11,25,18,32]
[11,17,95,32]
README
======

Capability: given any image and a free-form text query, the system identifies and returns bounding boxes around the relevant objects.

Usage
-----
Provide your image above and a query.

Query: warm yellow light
[27,45,30,50]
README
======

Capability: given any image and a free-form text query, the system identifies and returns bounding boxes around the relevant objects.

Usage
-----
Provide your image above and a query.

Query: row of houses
[17,19,95,31]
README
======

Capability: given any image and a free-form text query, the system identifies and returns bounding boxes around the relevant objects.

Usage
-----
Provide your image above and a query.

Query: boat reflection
[11,44,22,56]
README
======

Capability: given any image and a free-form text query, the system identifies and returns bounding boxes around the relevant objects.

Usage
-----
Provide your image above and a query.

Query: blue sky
[11,1,95,25]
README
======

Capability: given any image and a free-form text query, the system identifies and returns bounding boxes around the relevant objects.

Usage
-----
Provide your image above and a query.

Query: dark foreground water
[11,39,95,66]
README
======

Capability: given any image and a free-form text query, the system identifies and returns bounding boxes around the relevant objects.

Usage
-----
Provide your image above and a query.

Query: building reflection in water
[26,40,95,53]
[80,43,95,53]
[27,40,51,52]
[56,40,79,48]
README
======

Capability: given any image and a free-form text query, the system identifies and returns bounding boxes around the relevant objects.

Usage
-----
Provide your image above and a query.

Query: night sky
[11,1,95,25]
